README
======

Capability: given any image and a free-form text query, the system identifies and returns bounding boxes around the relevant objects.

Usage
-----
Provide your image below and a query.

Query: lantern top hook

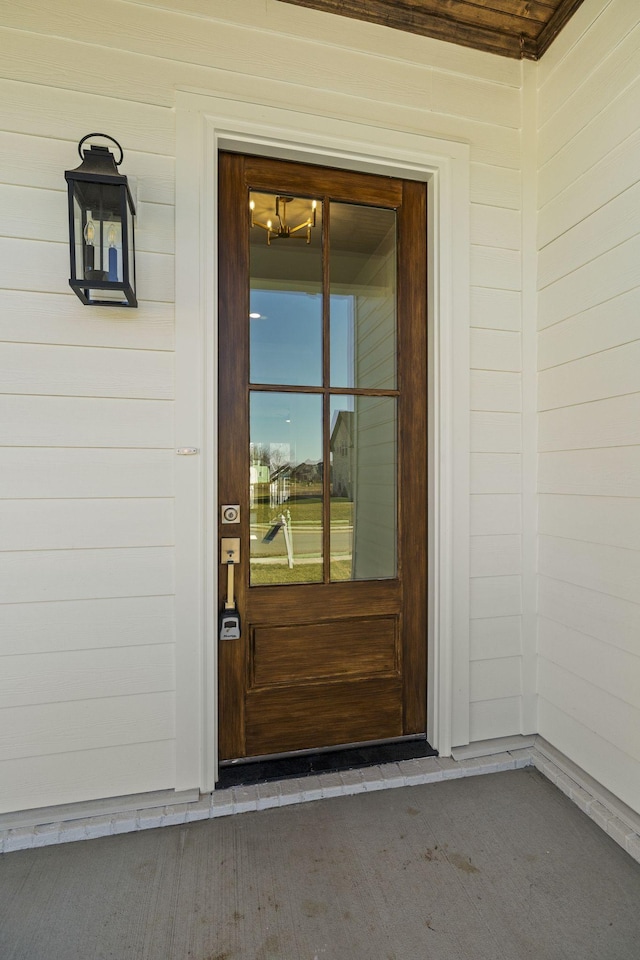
[77,133,124,166]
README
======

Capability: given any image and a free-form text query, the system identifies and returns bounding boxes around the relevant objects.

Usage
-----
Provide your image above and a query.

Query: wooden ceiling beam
[275,0,586,60]
[536,0,587,59]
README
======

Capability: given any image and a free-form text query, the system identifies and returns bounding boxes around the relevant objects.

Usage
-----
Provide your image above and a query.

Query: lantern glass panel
[126,196,135,286]
[68,184,136,303]
[71,193,84,283]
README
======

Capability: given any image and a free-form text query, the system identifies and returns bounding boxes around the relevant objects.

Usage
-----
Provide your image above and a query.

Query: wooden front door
[218,153,427,761]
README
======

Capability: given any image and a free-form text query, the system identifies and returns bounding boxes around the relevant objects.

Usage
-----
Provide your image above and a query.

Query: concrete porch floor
[2,768,640,960]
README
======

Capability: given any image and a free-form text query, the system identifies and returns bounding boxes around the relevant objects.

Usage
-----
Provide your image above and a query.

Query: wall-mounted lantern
[65,133,137,307]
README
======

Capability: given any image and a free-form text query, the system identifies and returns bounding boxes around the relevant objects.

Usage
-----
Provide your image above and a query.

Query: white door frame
[174,89,470,793]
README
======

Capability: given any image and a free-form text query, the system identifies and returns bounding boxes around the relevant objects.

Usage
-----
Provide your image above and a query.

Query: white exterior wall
[536,0,640,815]
[0,0,527,814]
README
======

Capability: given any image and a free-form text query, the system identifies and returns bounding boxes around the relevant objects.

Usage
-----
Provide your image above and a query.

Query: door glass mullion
[322,196,331,583]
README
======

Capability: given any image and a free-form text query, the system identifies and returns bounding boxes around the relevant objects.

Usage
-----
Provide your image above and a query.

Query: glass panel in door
[329,202,397,389]
[330,395,397,581]
[250,391,323,585]
[249,191,323,387]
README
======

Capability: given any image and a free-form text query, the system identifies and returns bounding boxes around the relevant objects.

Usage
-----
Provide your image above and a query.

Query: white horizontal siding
[0,0,527,813]
[470,657,521,703]
[0,396,172,447]
[537,287,639,370]
[469,697,521,742]
[539,447,640,499]
[471,454,522,494]
[0,741,175,815]
[538,576,640,659]
[471,248,521,292]
[470,163,520,210]
[536,0,640,815]
[0,343,174,400]
[471,60,523,726]
[470,616,521,661]
[470,536,521,578]
[470,287,521,331]
[539,495,640,552]
[470,204,521,250]
[0,237,174,303]
[539,617,640,711]
[538,7,640,159]
[0,182,174,255]
[0,130,175,204]
[538,659,640,765]
[1,289,174,350]
[0,449,173,499]
[470,330,521,372]
[470,576,522,620]
[538,234,640,331]
[538,180,640,289]
[470,371,522,413]
[0,692,175,762]
[0,596,175,657]
[0,645,175,709]
[0,548,174,605]
[1,9,437,113]
[537,697,640,819]
[126,0,522,86]
[471,412,521,452]
[470,495,521,536]
[539,536,640,605]
[432,71,520,127]
[539,341,640,411]
[0,16,521,165]
[0,500,174,552]
[538,129,640,251]
[539,394,640,452]
[0,78,174,155]
[539,78,640,206]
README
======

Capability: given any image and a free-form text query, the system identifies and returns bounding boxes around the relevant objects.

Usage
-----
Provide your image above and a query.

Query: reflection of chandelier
[250,195,317,245]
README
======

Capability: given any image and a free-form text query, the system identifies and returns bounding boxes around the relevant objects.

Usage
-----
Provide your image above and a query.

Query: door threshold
[216,736,437,789]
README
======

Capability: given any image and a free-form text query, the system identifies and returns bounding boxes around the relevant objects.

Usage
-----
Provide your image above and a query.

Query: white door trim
[174,89,470,793]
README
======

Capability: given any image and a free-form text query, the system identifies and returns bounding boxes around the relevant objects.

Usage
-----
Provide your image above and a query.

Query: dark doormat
[216,737,437,788]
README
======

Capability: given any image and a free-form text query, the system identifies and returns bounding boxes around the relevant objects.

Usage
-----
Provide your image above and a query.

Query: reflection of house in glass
[330,409,353,500]
[330,401,397,580]
[249,461,270,508]
[290,459,323,486]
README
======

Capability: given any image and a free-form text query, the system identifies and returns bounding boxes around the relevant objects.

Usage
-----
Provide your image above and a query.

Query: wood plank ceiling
[275,0,587,60]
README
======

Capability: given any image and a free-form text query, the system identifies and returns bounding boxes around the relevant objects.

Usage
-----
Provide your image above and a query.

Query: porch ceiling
[275,0,587,60]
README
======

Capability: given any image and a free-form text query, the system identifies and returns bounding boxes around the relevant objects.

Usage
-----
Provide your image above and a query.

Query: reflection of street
[251,524,352,561]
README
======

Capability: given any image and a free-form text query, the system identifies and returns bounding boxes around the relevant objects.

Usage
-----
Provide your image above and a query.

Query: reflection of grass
[251,558,353,586]
[251,563,322,586]
[254,496,352,524]
[330,559,353,581]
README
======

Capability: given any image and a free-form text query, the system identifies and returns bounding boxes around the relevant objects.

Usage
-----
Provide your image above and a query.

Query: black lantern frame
[65,133,137,307]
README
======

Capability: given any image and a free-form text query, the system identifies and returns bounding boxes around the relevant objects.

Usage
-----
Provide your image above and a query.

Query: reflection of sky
[250,289,354,387]
[251,392,322,467]
[249,289,355,463]
[250,289,322,386]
